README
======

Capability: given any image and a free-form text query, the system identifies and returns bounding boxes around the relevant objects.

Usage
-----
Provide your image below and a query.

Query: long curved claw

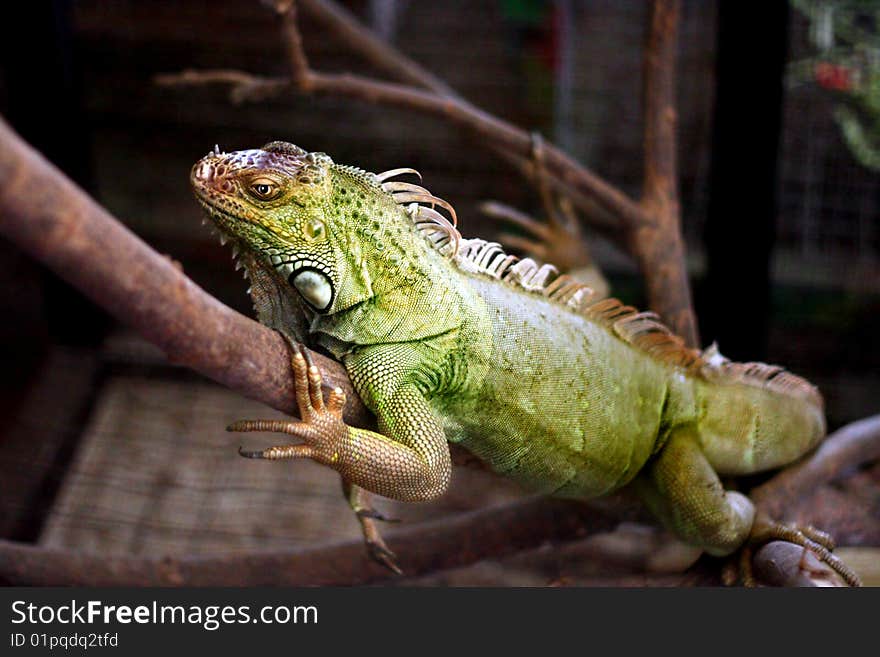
[238,446,265,459]
[742,518,861,587]
[236,443,315,461]
[343,480,404,574]
[364,524,403,575]
[356,508,401,523]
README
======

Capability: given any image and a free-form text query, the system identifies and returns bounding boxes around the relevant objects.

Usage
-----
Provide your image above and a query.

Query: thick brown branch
[751,414,880,519]
[0,498,626,586]
[0,116,360,425]
[637,0,697,345]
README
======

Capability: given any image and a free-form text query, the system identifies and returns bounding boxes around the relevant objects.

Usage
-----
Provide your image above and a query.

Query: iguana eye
[248,178,281,201]
[304,219,327,242]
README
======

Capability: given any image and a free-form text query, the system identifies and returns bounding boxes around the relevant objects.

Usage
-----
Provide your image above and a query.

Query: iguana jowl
[191,141,857,584]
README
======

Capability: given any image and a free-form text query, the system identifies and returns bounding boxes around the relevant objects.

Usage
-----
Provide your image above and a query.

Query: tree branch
[0,498,628,586]
[0,116,356,424]
[154,69,289,104]
[638,0,697,345]
[159,1,646,242]
[751,414,880,519]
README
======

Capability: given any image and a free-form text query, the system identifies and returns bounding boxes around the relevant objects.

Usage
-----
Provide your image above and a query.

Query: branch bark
[639,0,697,345]
[0,116,360,425]
[751,414,880,519]
[0,498,627,586]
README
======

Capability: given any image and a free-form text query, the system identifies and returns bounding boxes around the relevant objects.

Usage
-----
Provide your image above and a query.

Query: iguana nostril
[192,161,215,183]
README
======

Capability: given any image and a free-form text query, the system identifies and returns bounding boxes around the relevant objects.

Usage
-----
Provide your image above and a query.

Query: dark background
[0,1,877,581]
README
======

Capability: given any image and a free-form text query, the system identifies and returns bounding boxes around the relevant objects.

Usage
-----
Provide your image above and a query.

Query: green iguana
[190,141,858,585]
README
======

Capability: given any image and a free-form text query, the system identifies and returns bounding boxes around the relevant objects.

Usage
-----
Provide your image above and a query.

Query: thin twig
[297,0,457,96]
[154,69,289,104]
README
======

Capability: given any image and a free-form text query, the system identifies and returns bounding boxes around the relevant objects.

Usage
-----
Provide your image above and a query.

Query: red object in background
[815,61,853,91]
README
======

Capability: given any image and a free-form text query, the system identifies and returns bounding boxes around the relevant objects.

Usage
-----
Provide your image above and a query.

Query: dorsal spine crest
[368,163,822,408]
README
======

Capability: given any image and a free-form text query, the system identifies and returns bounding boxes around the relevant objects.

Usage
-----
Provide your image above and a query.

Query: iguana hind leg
[635,426,860,586]
[734,515,861,586]
[342,480,402,575]
[634,426,755,557]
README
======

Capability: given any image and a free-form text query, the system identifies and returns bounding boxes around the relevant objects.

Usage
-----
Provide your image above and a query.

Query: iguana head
[191,141,464,350]
[191,141,353,313]
[192,142,460,320]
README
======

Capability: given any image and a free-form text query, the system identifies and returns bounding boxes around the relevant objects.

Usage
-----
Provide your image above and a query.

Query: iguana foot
[726,515,861,587]
[362,518,403,575]
[344,480,403,575]
[228,342,347,464]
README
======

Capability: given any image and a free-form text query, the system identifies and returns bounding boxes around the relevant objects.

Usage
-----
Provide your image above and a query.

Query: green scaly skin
[191,142,857,584]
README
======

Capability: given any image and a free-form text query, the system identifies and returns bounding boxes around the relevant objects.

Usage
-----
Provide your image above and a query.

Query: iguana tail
[693,349,825,476]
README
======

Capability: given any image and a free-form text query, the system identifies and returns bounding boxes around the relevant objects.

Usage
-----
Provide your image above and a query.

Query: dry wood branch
[158,1,643,239]
[296,0,456,96]
[0,116,355,424]
[751,414,880,519]
[293,0,623,245]
[0,498,627,586]
[285,3,648,227]
[154,69,289,104]
[638,0,697,345]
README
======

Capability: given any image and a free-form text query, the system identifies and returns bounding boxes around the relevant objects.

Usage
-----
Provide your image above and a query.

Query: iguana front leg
[232,342,450,498]
[634,426,860,586]
[229,342,451,570]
